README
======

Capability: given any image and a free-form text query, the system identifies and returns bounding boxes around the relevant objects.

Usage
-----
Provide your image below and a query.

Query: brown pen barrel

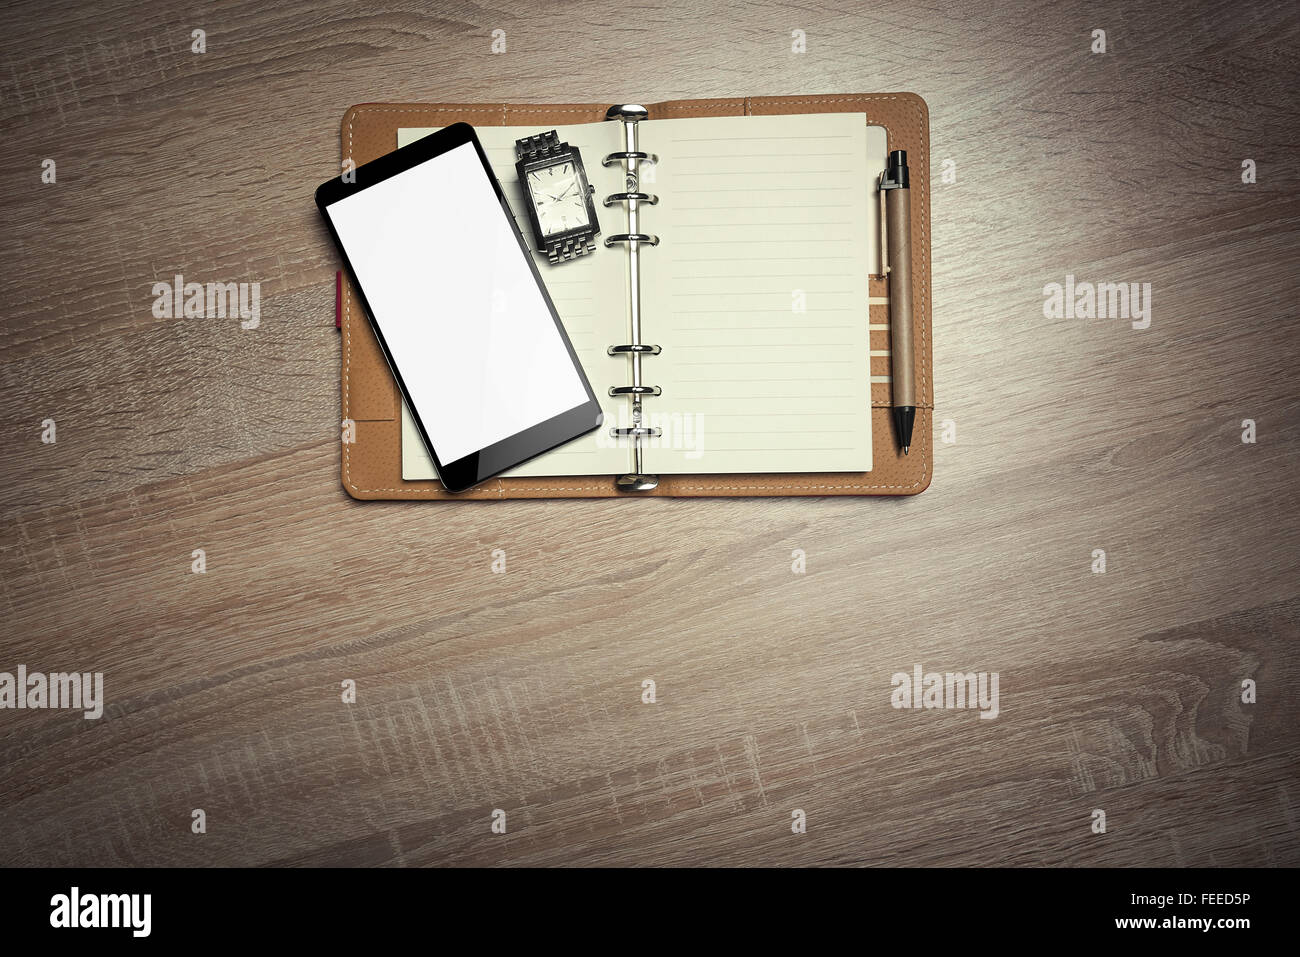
[884,186,915,410]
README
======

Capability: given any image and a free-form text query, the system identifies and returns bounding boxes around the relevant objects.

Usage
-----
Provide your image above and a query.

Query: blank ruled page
[639,113,882,474]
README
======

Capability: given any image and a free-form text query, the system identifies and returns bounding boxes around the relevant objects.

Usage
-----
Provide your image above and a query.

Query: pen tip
[903,446,910,455]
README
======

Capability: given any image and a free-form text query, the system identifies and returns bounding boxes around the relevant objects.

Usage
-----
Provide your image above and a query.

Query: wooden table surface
[1,0,1296,867]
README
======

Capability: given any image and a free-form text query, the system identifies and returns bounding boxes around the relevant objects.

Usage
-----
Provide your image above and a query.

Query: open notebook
[398,112,888,480]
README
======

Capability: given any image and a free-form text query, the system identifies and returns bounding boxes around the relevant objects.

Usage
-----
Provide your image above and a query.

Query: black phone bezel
[315,122,603,493]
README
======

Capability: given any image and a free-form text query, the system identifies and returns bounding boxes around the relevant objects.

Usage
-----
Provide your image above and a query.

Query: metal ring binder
[603,192,658,207]
[602,151,658,166]
[609,385,661,397]
[603,104,662,492]
[604,233,659,247]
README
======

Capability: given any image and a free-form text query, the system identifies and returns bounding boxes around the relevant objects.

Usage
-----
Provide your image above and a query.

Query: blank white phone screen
[326,141,589,464]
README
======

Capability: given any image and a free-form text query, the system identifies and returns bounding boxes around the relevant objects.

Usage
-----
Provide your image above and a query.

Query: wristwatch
[514,131,601,263]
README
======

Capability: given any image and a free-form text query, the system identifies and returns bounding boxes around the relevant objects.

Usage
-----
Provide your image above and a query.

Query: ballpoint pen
[880,149,915,454]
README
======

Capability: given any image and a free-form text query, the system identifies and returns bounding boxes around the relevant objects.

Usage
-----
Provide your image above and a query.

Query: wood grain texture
[1,0,1297,866]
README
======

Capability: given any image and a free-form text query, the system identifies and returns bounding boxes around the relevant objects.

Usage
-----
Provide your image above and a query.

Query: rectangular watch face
[315,123,602,492]
[525,159,593,237]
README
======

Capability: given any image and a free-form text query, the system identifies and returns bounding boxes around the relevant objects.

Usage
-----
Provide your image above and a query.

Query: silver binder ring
[616,473,659,491]
[604,233,659,247]
[603,103,662,495]
[602,151,658,166]
[603,192,659,207]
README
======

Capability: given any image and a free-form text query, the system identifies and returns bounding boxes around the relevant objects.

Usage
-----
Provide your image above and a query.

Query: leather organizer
[336,94,932,499]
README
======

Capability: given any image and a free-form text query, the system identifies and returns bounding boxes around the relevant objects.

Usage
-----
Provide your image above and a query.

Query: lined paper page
[396,124,631,479]
[639,113,882,474]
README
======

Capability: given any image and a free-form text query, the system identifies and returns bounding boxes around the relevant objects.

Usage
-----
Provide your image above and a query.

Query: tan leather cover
[337,94,932,498]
